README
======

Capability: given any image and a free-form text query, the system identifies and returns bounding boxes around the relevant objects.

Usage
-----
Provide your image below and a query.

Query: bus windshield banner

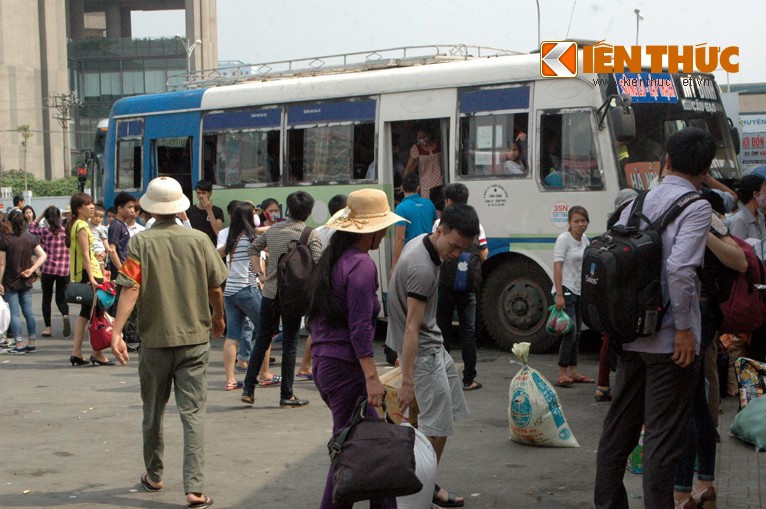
[614,73,678,103]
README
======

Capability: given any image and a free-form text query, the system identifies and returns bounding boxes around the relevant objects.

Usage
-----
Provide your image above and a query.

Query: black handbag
[65,282,94,307]
[328,396,422,504]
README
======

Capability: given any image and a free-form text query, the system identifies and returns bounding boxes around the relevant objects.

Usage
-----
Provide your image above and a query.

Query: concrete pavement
[0,290,762,508]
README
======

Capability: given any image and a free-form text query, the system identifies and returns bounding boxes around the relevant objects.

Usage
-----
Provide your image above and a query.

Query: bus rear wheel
[481,258,555,354]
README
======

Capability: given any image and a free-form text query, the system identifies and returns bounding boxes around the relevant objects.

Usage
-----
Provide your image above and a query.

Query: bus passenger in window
[503,141,527,176]
[404,126,443,200]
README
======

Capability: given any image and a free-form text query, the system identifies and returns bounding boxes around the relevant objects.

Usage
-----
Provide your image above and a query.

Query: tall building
[0,0,217,180]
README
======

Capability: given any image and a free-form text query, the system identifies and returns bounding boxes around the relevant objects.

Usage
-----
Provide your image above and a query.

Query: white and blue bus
[102,45,740,352]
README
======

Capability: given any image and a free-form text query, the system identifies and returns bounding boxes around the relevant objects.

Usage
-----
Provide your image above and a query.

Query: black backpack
[439,236,483,293]
[277,226,315,319]
[581,191,702,344]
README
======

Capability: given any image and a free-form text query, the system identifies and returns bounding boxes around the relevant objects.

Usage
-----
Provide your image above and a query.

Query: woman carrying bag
[306,189,407,509]
[66,193,112,366]
[0,210,47,353]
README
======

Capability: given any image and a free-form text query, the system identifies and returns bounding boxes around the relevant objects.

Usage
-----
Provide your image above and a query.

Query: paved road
[0,291,762,508]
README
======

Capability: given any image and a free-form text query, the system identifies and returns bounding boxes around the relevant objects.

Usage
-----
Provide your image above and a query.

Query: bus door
[379,89,455,207]
[144,112,200,202]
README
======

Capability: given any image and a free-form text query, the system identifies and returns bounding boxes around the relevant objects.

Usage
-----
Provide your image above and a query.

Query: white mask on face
[253,214,261,227]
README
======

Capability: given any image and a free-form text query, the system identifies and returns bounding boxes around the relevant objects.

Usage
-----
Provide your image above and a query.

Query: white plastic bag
[396,425,437,509]
[0,298,10,333]
[508,342,579,448]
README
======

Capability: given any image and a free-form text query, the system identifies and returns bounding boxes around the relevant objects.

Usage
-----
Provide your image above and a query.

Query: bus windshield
[606,72,739,189]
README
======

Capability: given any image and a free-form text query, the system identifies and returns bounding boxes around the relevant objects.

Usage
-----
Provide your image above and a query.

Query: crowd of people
[2,126,766,509]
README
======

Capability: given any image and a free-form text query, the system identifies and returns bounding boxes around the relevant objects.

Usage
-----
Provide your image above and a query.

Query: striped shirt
[222,234,258,296]
[248,218,322,299]
[28,222,70,277]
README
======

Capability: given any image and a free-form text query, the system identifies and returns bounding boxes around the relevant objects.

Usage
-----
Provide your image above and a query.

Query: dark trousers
[313,355,396,509]
[597,334,611,387]
[436,286,478,385]
[558,290,581,367]
[40,273,69,327]
[243,296,300,400]
[594,351,699,509]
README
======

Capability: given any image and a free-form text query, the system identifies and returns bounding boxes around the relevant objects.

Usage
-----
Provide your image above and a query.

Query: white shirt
[552,231,588,296]
[145,217,192,230]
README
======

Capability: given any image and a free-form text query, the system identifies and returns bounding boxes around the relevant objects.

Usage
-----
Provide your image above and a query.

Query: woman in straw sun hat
[306,188,407,509]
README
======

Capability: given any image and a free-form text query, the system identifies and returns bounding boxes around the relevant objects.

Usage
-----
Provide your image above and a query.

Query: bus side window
[540,111,603,190]
[116,139,142,191]
[458,112,529,178]
[206,129,281,187]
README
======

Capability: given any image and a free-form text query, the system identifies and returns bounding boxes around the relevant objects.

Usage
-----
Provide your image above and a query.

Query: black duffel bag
[328,396,422,504]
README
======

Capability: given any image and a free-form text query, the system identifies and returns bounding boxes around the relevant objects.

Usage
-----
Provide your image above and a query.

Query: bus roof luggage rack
[168,45,521,89]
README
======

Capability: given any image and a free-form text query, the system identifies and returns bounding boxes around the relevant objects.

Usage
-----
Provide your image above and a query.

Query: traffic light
[77,166,87,193]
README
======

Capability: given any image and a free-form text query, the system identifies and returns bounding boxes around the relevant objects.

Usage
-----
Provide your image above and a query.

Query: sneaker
[0,337,10,348]
[23,346,37,353]
[7,347,26,355]
[0,338,15,349]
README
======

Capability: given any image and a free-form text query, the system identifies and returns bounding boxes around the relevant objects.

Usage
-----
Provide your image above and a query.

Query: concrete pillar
[105,2,122,39]
[185,0,218,73]
[120,7,132,38]
[69,0,84,40]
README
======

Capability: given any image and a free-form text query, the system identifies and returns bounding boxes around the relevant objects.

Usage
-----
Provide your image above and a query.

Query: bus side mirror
[728,117,740,155]
[598,94,635,142]
[610,105,635,142]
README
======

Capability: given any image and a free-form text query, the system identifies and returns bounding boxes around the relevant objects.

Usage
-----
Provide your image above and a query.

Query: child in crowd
[89,204,110,271]
[503,141,527,175]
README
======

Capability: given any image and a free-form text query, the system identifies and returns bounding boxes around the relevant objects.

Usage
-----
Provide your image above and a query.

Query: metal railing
[167,44,521,90]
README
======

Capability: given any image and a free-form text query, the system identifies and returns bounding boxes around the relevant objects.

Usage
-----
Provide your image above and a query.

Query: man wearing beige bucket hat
[111,177,227,509]
[306,188,408,508]
[386,202,480,508]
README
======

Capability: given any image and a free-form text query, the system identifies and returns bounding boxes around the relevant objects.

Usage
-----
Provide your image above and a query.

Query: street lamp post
[176,35,202,83]
[535,0,541,48]
[634,9,644,46]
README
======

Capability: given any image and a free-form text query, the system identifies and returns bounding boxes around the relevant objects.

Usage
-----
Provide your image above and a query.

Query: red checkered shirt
[28,222,70,277]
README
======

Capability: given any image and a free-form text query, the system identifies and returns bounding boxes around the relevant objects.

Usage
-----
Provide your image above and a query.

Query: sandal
[555,377,574,388]
[296,372,313,380]
[258,375,282,387]
[225,381,243,391]
[595,387,612,402]
[433,484,464,507]
[140,473,162,492]
[187,494,214,509]
[571,375,595,383]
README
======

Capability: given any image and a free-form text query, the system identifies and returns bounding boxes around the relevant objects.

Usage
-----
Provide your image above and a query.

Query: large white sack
[508,342,580,448]
[397,425,437,509]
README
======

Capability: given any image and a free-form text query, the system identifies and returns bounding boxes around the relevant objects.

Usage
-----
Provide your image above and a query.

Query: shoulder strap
[299,226,312,246]
[625,191,649,228]
[650,191,703,233]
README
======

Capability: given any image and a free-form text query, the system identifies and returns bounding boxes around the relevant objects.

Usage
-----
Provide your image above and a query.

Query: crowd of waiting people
[2,128,766,508]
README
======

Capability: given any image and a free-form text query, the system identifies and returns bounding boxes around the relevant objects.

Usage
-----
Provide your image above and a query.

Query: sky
[132,0,763,86]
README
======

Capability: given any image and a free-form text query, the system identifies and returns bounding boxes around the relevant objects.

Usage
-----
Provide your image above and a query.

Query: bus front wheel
[481,258,555,354]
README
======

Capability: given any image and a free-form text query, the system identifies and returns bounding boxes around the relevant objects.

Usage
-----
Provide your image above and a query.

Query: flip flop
[258,375,282,387]
[433,485,464,508]
[463,381,483,391]
[296,372,313,380]
[571,375,595,383]
[555,377,574,388]
[225,381,243,391]
[140,473,162,492]
[187,495,214,509]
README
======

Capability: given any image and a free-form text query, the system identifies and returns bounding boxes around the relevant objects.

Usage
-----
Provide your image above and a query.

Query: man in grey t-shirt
[386,203,480,508]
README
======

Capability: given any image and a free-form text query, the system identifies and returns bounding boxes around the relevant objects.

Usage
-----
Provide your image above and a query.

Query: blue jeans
[224,286,262,348]
[557,289,581,368]
[238,318,254,362]
[436,287,478,385]
[5,287,37,341]
[673,300,719,492]
[244,296,300,400]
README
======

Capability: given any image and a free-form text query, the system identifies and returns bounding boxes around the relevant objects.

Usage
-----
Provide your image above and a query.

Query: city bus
[102,45,740,353]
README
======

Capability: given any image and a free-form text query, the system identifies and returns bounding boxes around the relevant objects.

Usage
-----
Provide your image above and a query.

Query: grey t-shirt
[385,233,443,356]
